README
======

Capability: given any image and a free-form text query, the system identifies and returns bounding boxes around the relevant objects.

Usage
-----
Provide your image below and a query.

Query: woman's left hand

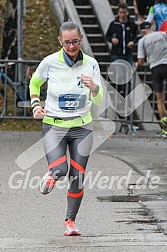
[81,74,97,92]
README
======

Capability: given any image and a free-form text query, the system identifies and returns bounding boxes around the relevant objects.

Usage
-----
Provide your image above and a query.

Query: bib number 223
[59,94,86,111]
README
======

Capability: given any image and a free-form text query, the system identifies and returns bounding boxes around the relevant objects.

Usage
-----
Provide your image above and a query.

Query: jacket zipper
[122,24,126,55]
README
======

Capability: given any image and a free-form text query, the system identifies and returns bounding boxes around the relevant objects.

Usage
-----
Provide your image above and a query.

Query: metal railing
[93,62,165,132]
[0,59,165,133]
[0,59,40,119]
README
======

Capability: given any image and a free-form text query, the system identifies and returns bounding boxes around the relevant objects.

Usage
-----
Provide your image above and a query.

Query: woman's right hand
[33,108,46,119]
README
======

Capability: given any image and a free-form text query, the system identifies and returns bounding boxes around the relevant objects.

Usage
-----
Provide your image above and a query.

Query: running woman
[29,22,103,236]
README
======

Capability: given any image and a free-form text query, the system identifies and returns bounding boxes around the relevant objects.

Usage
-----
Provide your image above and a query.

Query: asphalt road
[0,130,167,251]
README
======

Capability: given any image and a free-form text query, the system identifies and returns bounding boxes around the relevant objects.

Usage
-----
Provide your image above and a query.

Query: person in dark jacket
[106,3,138,66]
[106,3,138,100]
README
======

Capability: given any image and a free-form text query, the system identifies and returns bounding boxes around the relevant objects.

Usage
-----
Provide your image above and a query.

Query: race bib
[59,94,86,111]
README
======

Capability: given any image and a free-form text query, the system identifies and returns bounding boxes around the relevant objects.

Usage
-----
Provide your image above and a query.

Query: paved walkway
[0,130,167,251]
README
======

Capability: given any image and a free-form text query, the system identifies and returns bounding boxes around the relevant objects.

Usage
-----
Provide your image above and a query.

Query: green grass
[23,0,59,60]
[0,119,42,131]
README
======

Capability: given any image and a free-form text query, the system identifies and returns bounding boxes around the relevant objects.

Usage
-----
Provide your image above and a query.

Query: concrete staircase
[73,0,153,86]
[73,0,110,77]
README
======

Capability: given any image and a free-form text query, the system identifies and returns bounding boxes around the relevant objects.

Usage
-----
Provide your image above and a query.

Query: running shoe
[64,220,81,236]
[157,129,167,137]
[40,172,56,195]
[159,116,167,130]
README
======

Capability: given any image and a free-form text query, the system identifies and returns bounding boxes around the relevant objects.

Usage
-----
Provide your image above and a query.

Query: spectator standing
[137,21,167,136]
[106,3,138,66]
[106,3,138,96]
[146,0,167,31]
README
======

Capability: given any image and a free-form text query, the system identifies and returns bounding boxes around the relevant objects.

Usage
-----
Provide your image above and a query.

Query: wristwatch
[91,85,99,94]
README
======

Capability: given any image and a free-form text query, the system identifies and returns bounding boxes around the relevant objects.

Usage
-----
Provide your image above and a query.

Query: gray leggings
[42,123,93,221]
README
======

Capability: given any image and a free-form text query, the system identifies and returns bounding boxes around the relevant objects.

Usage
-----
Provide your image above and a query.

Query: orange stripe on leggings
[48,155,66,169]
[67,189,84,198]
[70,159,85,174]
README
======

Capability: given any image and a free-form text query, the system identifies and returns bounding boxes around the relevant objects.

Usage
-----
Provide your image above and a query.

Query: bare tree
[1,0,17,59]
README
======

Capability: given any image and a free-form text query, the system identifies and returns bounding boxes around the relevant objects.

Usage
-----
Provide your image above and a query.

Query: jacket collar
[58,48,87,66]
